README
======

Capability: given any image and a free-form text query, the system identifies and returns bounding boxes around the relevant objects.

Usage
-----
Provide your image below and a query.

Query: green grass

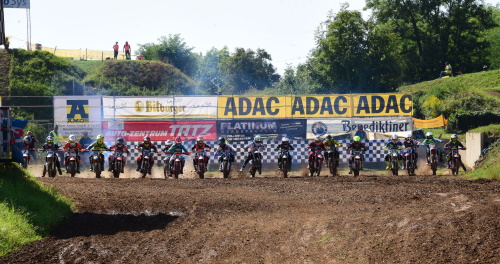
[469,124,500,136]
[69,59,105,74]
[0,163,73,256]
[467,145,500,180]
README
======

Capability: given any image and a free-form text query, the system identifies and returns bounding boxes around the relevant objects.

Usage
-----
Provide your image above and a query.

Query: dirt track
[1,164,499,264]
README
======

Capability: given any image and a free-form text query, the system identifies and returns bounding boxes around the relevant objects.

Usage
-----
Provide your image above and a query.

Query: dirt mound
[1,166,499,263]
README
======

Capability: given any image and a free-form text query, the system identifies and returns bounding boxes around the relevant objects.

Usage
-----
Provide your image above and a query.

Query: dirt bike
[65,149,78,177]
[403,147,417,176]
[21,148,30,168]
[217,149,232,179]
[110,150,126,178]
[89,150,104,178]
[388,148,401,176]
[39,148,58,178]
[446,147,467,175]
[279,149,291,178]
[325,147,338,177]
[194,150,208,179]
[248,149,262,178]
[350,150,363,177]
[308,149,324,177]
[427,143,439,175]
[168,152,187,179]
[138,149,155,179]
[163,152,172,179]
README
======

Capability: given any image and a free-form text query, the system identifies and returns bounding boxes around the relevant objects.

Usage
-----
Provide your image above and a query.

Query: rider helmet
[425,132,433,139]
[143,136,150,143]
[391,134,399,143]
[116,137,124,146]
[97,134,104,142]
[23,136,31,144]
[69,134,76,143]
[315,136,322,143]
[325,135,332,140]
[358,125,363,131]
[451,134,458,140]
[197,136,204,144]
[27,131,33,136]
[174,136,182,143]
[166,139,173,146]
[282,137,289,143]
[254,135,262,143]
[218,137,226,145]
[405,133,412,140]
[46,136,54,145]
[353,136,361,142]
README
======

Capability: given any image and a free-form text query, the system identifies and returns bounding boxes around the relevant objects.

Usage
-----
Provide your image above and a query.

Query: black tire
[353,160,361,176]
[95,163,101,178]
[329,158,336,176]
[392,160,399,176]
[113,162,121,178]
[48,162,56,178]
[222,160,229,179]
[23,158,28,168]
[250,167,256,178]
[163,165,169,179]
[70,162,76,177]
[316,160,322,177]
[173,163,180,179]
[198,161,205,179]
[282,159,288,178]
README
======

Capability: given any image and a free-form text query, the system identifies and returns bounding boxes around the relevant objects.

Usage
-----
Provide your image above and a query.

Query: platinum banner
[103,96,218,120]
[217,119,307,141]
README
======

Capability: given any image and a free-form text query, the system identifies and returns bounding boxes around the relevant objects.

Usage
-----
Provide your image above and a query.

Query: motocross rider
[216,137,236,171]
[136,136,158,174]
[39,136,63,177]
[274,137,295,171]
[307,136,326,169]
[85,134,109,172]
[346,136,367,174]
[323,135,342,168]
[402,133,419,169]
[190,136,211,171]
[444,134,466,170]
[108,137,130,173]
[420,132,443,165]
[25,131,38,163]
[165,136,189,174]
[62,134,84,173]
[239,135,266,172]
[384,134,403,170]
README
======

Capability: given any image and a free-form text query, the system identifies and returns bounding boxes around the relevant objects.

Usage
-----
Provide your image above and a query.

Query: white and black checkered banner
[117,139,389,166]
[217,119,306,141]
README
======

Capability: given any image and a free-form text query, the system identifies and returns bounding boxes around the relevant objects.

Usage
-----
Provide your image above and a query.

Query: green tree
[485,4,500,69]
[194,47,230,95]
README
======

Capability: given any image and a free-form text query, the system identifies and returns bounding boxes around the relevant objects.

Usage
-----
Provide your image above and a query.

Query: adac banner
[217,119,306,141]
[102,120,217,142]
[307,117,413,138]
[217,93,412,119]
[103,96,217,119]
[53,96,102,136]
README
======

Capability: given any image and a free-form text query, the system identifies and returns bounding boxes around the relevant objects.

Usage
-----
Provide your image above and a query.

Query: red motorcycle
[307,148,324,177]
[446,147,467,175]
[194,150,208,179]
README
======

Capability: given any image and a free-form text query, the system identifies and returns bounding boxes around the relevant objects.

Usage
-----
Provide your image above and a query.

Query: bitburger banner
[103,96,218,119]
[217,119,307,141]
[102,121,217,141]
[53,96,102,136]
[307,117,413,138]
[217,93,412,119]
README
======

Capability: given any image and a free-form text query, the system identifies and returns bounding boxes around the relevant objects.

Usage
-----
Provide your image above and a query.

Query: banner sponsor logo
[66,99,89,123]
[103,96,217,119]
[218,93,412,118]
[217,119,306,141]
[103,121,216,141]
[54,96,102,136]
[307,117,413,138]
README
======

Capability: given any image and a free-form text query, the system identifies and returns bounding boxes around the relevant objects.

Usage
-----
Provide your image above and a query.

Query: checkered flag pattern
[119,139,389,166]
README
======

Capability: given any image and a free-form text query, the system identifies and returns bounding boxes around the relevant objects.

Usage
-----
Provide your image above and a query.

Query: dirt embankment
[1,166,499,264]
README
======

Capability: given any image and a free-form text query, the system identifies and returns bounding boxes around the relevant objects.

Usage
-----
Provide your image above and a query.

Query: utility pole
[0,0,5,46]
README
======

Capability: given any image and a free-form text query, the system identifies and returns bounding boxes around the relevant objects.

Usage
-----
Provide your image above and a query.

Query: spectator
[354,125,367,141]
[79,131,93,167]
[439,62,452,78]
[25,131,39,163]
[48,124,64,165]
[123,41,131,60]
[113,42,119,60]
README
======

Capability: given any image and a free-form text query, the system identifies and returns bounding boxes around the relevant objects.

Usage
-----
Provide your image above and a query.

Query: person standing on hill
[439,62,452,78]
[123,41,131,60]
[113,42,119,60]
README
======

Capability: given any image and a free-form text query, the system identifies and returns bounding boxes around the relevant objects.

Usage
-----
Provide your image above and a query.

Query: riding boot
[57,165,62,175]
[385,161,390,170]
[101,161,105,172]
[121,165,125,173]
[65,165,68,173]
[42,166,46,177]
[136,162,141,171]
[77,164,80,173]
[148,164,152,175]
[239,163,246,172]
[447,162,451,169]
[402,162,406,169]
[108,161,113,171]
[461,163,467,171]
[180,165,183,174]
[335,160,339,167]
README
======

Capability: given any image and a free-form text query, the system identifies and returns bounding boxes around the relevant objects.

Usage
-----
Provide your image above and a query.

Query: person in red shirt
[108,137,130,173]
[307,136,326,165]
[123,41,131,60]
[190,136,212,171]
[62,134,84,173]
[113,42,119,60]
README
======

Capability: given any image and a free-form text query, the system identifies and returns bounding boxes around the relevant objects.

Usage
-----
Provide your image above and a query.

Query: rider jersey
[41,143,60,151]
[308,141,325,151]
[403,139,420,149]
[347,142,366,151]
[444,140,464,149]
[137,142,157,152]
[167,143,188,154]
[324,139,342,149]
[422,138,442,147]
[109,144,130,153]
[385,141,403,149]
[275,142,295,151]
[217,144,235,154]
[245,141,265,152]
[191,143,211,152]
[86,141,109,152]
[63,142,83,153]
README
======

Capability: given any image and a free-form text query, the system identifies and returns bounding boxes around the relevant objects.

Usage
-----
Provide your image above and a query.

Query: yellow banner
[413,115,447,128]
[217,93,412,119]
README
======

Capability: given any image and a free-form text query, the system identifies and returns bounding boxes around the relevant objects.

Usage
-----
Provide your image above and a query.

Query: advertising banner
[413,115,447,128]
[53,96,102,136]
[217,119,306,141]
[217,93,412,119]
[307,117,413,139]
[102,120,217,141]
[103,96,217,119]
